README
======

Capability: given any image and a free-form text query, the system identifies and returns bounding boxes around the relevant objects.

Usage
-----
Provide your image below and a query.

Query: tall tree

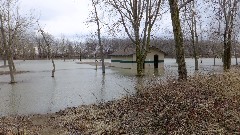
[38,24,56,77]
[215,0,239,70]
[182,0,199,70]
[0,14,7,66]
[0,0,33,83]
[168,0,193,80]
[105,0,162,75]
[0,13,15,83]
[91,0,105,73]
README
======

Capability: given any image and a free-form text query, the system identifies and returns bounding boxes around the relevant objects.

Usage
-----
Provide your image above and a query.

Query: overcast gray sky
[18,0,174,40]
[18,0,240,42]
[19,0,93,39]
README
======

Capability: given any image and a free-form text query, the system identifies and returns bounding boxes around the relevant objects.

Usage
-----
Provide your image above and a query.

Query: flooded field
[0,58,238,116]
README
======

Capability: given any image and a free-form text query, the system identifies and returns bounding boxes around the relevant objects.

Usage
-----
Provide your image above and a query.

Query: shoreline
[76,61,111,67]
[0,69,239,134]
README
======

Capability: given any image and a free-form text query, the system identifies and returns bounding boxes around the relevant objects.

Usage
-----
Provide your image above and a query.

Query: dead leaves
[0,69,240,134]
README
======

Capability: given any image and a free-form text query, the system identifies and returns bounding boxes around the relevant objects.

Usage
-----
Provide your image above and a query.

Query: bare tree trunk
[23,47,26,61]
[10,56,16,72]
[0,13,15,83]
[3,53,7,66]
[214,55,216,66]
[0,11,7,66]
[223,26,232,70]
[92,0,105,74]
[106,0,161,76]
[193,3,199,70]
[47,39,55,77]
[233,35,238,65]
[168,0,187,80]
[235,48,238,65]
[7,52,15,83]
[133,0,143,76]
[79,49,82,61]
[235,54,238,65]
[38,26,55,77]
[222,0,239,71]
[190,16,198,70]
[51,56,55,77]
[183,0,198,70]
[136,42,144,76]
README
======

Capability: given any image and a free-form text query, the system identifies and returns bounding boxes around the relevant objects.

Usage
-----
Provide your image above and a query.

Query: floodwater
[0,58,238,116]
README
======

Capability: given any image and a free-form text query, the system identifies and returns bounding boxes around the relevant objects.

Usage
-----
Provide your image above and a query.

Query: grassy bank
[0,69,240,134]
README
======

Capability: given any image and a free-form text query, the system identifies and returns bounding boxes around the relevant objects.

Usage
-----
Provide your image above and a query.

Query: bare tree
[168,0,194,80]
[233,33,238,65]
[91,0,105,74]
[232,11,240,65]
[0,0,34,83]
[38,23,56,77]
[0,13,15,83]
[105,0,162,75]
[215,0,240,70]
[182,0,199,70]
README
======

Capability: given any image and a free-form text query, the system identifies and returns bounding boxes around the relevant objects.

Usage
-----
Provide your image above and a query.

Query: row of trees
[89,0,240,79]
[1,0,240,82]
[3,32,237,61]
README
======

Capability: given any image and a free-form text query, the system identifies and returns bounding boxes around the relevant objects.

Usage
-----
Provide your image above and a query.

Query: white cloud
[18,0,174,40]
[19,0,93,38]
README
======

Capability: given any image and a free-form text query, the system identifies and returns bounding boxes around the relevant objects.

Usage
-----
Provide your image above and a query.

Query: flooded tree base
[0,69,240,134]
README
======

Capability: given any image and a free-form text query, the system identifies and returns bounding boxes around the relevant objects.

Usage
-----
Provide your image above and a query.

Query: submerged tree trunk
[51,56,55,77]
[185,1,199,70]
[47,38,55,77]
[193,4,199,71]
[79,49,82,61]
[214,55,216,66]
[10,56,16,72]
[190,18,198,70]
[133,0,143,76]
[235,55,238,65]
[7,52,15,83]
[0,14,15,83]
[168,0,187,80]
[106,0,161,76]
[222,0,239,71]
[0,14,7,66]
[136,44,144,75]
[92,0,105,74]
[3,53,7,66]
[38,27,55,77]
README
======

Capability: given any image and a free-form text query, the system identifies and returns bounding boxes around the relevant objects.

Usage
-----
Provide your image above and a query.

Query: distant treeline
[1,37,239,60]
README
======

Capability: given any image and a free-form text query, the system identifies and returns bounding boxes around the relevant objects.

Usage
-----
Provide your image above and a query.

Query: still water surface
[0,58,237,116]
